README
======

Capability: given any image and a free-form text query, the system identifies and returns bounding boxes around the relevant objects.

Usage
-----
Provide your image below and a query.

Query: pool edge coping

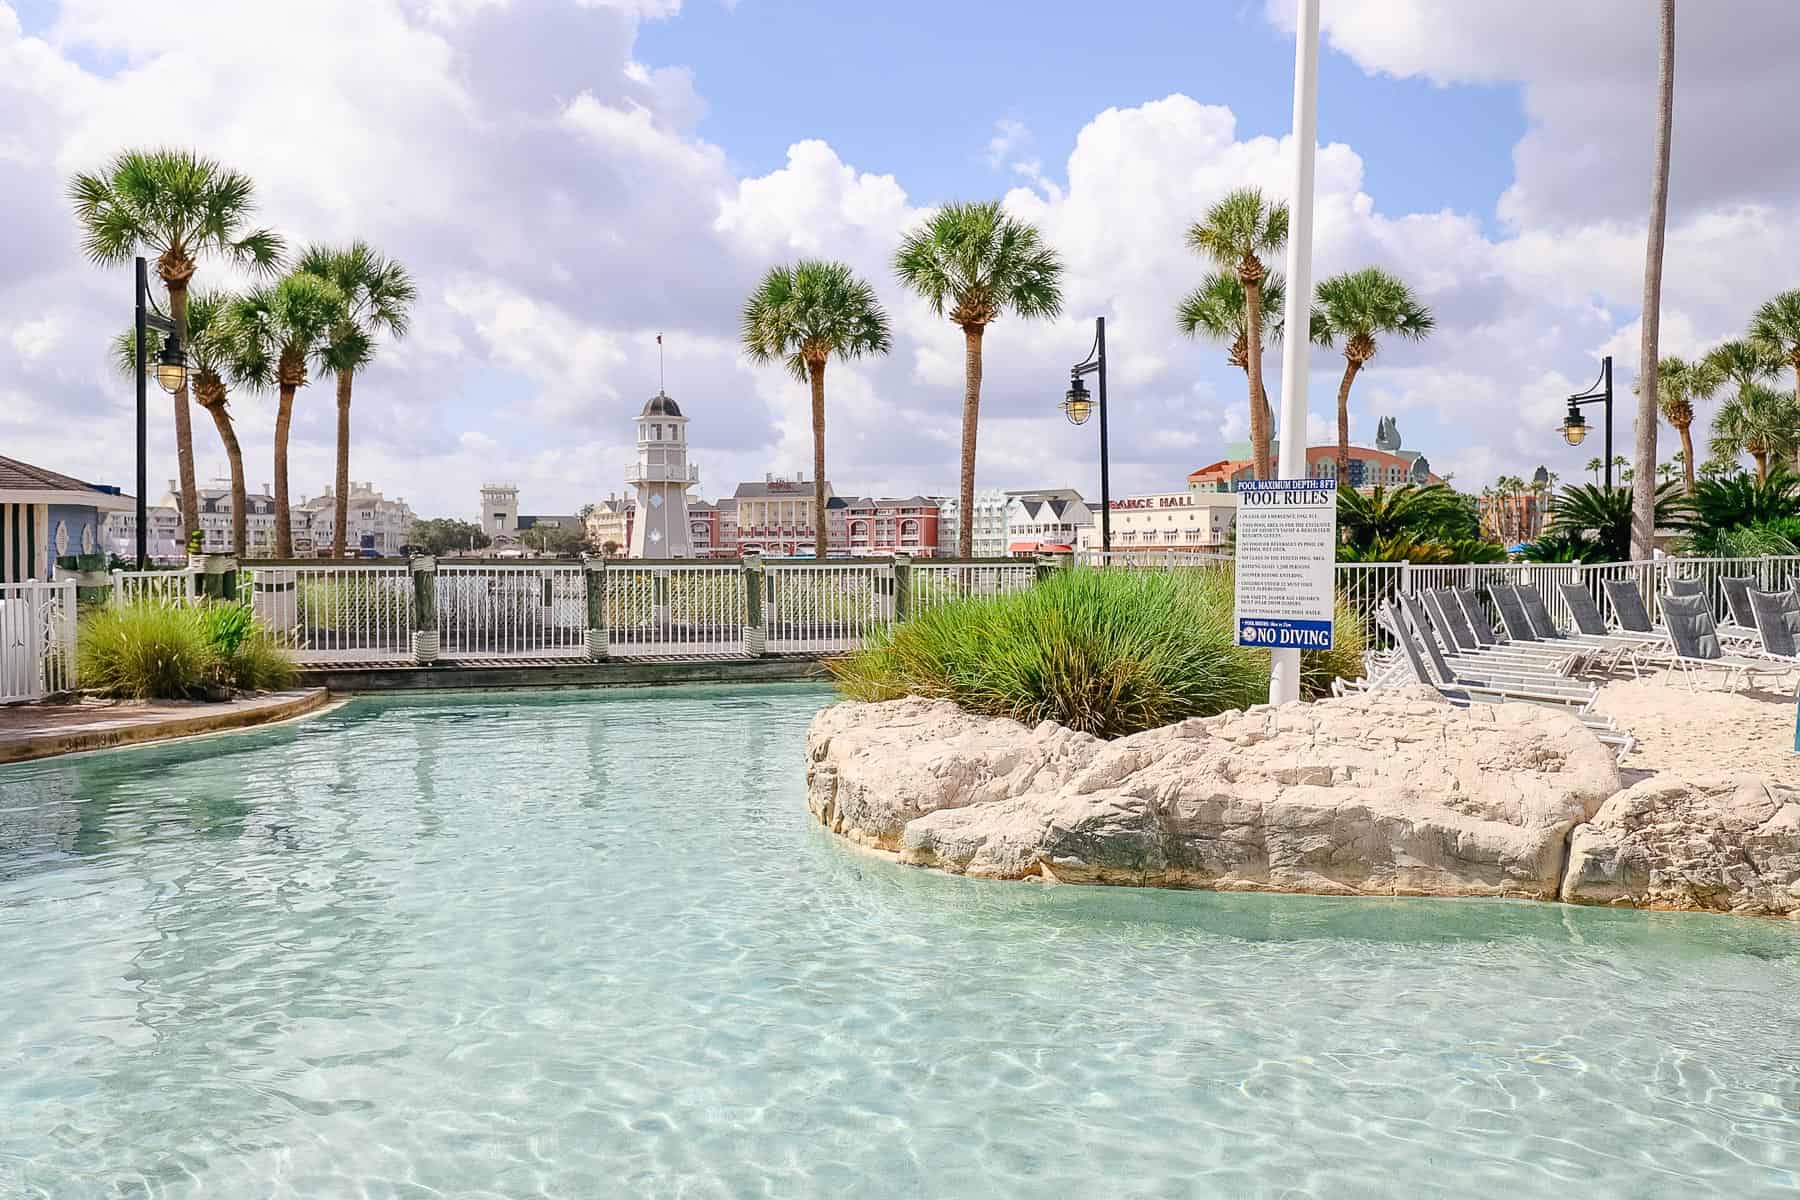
[0,688,337,766]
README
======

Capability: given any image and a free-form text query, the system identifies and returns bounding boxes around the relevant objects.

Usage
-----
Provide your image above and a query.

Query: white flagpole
[1268,0,1321,707]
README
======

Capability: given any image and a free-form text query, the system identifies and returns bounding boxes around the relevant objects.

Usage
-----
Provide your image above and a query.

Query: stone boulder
[1561,775,1800,916]
[806,688,1622,899]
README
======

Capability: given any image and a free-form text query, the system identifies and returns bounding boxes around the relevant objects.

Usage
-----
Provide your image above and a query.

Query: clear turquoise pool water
[2,685,1798,1198]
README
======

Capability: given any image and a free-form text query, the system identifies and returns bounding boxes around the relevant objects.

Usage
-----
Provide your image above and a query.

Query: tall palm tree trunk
[808,358,829,558]
[957,324,985,559]
[1244,275,1271,480]
[333,369,353,558]
[1676,422,1696,493]
[1334,359,1361,485]
[200,398,248,557]
[274,385,296,557]
[167,285,200,540]
[1753,450,1769,483]
[1631,0,1675,559]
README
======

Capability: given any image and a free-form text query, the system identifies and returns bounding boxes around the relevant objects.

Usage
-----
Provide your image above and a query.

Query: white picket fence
[437,563,586,661]
[606,563,745,659]
[111,568,197,606]
[764,561,892,654]
[909,561,1039,617]
[0,581,76,703]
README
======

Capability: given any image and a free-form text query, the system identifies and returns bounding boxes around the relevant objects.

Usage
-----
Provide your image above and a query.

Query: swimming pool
[2,685,1797,1197]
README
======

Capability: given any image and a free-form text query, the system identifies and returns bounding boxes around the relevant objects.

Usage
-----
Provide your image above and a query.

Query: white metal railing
[437,563,586,660]
[1,580,76,703]
[111,568,197,606]
[248,562,415,664]
[1333,563,1408,648]
[606,563,745,658]
[1652,555,1800,623]
[765,561,891,654]
[910,561,1039,616]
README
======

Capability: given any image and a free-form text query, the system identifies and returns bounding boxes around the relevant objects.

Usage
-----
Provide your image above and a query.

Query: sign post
[1235,478,1337,658]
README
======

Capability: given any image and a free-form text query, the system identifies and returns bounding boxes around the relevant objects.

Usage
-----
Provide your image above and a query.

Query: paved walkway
[0,689,332,765]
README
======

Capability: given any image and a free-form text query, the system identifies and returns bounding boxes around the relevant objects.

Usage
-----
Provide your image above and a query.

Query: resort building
[1479,488,1552,545]
[1199,417,1440,493]
[582,494,635,554]
[1,454,132,580]
[625,390,700,558]
[835,496,940,557]
[479,483,582,556]
[295,482,419,557]
[1084,491,1240,554]
[730,474,836,557]
[102,505,184,564]
[136,479,283,557]
[937,488,1093,558]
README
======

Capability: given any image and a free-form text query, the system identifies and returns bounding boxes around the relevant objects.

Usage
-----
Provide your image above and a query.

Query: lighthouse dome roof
[639,391,682,418]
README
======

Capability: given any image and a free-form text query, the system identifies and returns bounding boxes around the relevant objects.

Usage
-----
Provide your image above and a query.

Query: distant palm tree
[228,273,348,556]
[1656,460,1679,483]
[69,149,283,538]
[1711,383,1800,481]
[1612,455,1630,481]
[110,291,249,555]
[1585,456,1604,484]
[1650,354,1722,493]
[1748,289,1800,468]
[894,201,1062,558]
[1630,0,1676,559]
[742,259,893,558]
[1312,268,1434,484]
[1186,188,1288,479]
[296,243,417,558]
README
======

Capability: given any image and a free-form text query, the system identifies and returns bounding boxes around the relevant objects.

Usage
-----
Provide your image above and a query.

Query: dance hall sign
[1234,479,1338,650]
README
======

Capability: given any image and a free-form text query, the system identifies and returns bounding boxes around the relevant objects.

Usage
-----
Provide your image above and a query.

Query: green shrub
[77,602,217,700]
[828,567,1367,739]
[77,599,299,700]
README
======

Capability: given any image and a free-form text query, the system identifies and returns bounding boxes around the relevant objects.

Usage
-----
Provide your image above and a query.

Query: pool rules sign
[1234,478,1338,649]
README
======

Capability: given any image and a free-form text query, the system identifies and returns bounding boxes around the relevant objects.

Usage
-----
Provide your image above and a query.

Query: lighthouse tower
[625,390,698,558]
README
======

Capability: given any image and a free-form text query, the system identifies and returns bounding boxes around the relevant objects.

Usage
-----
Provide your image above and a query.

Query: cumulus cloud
[4,0,1798,525]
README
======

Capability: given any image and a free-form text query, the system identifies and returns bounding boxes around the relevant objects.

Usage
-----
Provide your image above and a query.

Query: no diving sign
[1233,478,1337,650]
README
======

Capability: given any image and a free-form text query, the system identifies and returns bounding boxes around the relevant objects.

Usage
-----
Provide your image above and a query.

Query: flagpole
[1268,0,1320,707]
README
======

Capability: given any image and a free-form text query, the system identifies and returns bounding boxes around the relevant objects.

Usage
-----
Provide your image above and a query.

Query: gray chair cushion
[1721,576,1757,629]
[1749,589,1800,659]
[1398,594,1457,684]
[1514,584,1564,640]
[1427,588,1481,651]
[1557,583,1611,636]
[1454,588,1499,646]
[1666,576,1705,598]
[1659,592,1722,661]
[1603,579,1656,633]
[1490,585,1542,641]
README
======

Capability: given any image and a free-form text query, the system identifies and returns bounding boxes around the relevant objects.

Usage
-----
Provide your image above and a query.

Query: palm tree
[1612,455,1630,481]
[1630,0,1676,559]
[1312,268,1434,484]
[1649,354,1720,493]
[1711,383,1800,482]
[295,243,416,558]
[1176,270,1299,438]
[894,201,1062,558]
[1748,289,1800,467]
[69,149,283,539]
[110,292,250,555]
[228,273,348,556]
[1585,456,1604,484]
[742,260,893,558]
[1185,188,1288,479]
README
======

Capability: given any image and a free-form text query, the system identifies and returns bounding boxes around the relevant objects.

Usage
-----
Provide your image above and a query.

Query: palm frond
[1748,289,1800,364]
[891,200,1062,326]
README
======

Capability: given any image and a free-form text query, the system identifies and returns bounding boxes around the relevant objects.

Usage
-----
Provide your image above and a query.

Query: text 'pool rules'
[1233,477,1338,650]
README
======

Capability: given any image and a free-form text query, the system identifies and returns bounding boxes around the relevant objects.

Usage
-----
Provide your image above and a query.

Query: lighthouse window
[652,424,662,440]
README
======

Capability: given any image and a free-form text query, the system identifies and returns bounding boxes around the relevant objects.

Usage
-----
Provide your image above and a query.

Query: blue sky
[640,0,1525,232]
[3,0,1798,517]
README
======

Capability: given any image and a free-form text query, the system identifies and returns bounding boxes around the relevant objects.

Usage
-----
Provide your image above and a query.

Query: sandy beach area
[1595,671,1800,782]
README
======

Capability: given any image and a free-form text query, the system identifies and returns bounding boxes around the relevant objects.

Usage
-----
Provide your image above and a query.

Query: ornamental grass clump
[77,599,298,700]
[829,567,1366,739]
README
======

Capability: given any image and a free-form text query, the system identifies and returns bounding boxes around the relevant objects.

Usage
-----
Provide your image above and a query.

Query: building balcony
[624,464,700,485]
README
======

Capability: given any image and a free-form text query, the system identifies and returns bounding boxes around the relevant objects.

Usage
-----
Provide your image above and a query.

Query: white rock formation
[1561,775,1800,916]
[806,689,1622,899]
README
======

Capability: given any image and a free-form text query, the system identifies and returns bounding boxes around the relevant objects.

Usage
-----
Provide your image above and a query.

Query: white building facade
[937,488,1091,558]
[1081,491,1238,555]
[293,481,418,557]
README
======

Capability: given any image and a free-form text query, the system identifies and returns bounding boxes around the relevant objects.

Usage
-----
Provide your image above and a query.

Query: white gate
[0,580,76,703]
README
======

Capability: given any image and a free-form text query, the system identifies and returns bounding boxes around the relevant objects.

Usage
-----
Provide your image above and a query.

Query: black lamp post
[135,255,187,569]
[1557,355,1614,489]
[1061,316,1111,556]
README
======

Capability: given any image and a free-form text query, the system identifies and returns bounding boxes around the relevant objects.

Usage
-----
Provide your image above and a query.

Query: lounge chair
[1495,583,1647,675]
[1747,588,1800,670]
[1665,576,1705,599]
[1397,594,1597,704]
[1424,588,1576,670]
[1656,592,1793,692]
[1602,578,1668,637]
[1380,602,1631,756]
[1719,575,1765,641]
